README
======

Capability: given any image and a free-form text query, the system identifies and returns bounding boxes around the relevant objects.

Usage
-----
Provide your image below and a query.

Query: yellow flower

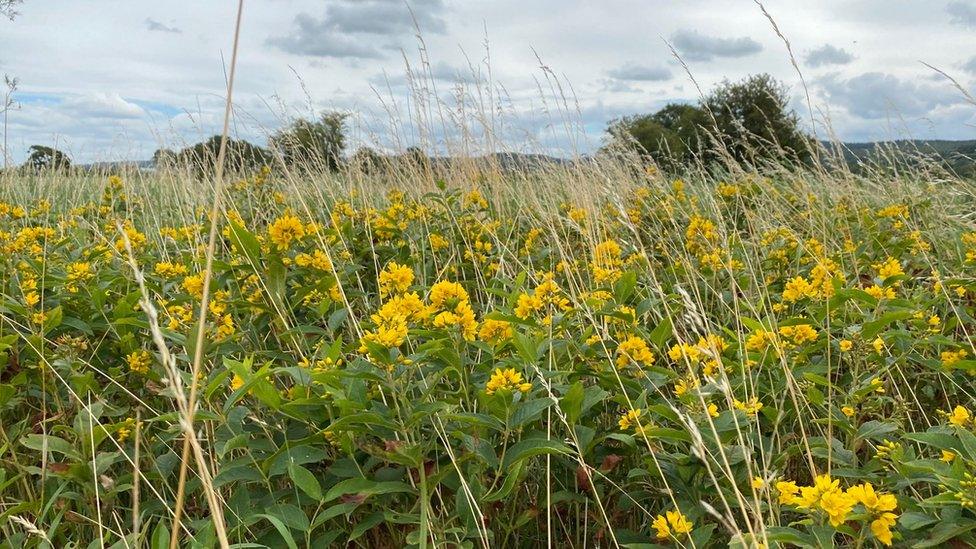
[849,483,898,546]
[429,280,469,310]
[485,368,532,395]
[428,233,450,251]
[378,261,414,296]
[871,513,897,546]
[126,350,151,374]
[942,349,969,368]
[230,374,246,391]
[182,274,205,300]
[652,510,693,539]
[706,402,719,418]
[268,213,306,250]
[873,337,885,354]
[819,489,855,526]
[778,324,818,345]
[949,405,971,427]
[839,339,853,352]
[734,397,763,417]
[941,450,957,463]
[616,336,655,369]
[782,276,817,303]
[776,480,799,505]
[874,257,904,281]
[752,476,765,490]
[842,406,855,418]
[652,514,670,539]
[478,318,513,345]
[618,408,644,431]
[155,261,189,278]
[865,284,896,300]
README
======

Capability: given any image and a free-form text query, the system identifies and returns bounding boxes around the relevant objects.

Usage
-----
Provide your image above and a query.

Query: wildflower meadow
[2,156,976,547]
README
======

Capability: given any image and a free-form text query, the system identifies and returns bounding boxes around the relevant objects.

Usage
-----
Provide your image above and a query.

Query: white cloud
[0,0,973,163]
[947,1,976,28]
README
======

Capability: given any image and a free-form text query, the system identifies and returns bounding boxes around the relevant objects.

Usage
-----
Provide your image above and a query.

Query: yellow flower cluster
[778,475,898,545]
[485,368,531,395]
[652,509,693,540]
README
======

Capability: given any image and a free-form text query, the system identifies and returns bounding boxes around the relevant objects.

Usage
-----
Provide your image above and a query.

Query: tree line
[18,73,816,174]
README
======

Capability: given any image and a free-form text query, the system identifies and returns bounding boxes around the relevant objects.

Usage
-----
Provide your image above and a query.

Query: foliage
[1,164,976,547]
[25,144,71,172]
[270,112,348,172]
[170,135,272,174]
[607,73,811,167]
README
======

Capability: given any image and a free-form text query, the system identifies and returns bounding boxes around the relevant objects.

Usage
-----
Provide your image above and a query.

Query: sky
[1,0,975,164]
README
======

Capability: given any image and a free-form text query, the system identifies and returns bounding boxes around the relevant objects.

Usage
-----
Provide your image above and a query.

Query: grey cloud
[324,0,446,35]
[670,29,762,62]
[268,14,385,59]
[599,78,640,93]
[818,72,965,119]
[806,44,854,68]
[606,63,672,81]
[268,0,446,59]
[144,18,181,34]
[947,1,976,28]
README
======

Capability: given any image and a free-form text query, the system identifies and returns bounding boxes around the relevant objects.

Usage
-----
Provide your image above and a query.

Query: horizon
[2,0,975,164]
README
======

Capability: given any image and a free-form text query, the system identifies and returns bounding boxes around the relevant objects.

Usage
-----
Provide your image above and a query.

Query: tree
[26,145,70,172]
[704,73,810,163]
[606,103,708,168]
[271,111,348,172]
[0,0,22,20]
[174,136,271,173]
[605,73,811,169]
[151,148,175,169]
[349,146,384,174]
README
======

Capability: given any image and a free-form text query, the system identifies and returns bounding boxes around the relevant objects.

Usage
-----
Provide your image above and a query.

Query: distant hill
[829,140,976,176]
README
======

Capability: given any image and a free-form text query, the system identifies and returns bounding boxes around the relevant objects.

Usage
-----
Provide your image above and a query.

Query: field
[1,155,976,548]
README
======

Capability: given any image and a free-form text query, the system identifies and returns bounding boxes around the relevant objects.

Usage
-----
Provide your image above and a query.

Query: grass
[0,146,975,548]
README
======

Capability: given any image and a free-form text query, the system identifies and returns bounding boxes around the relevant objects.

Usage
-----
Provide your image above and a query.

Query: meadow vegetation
[1,142,976,548]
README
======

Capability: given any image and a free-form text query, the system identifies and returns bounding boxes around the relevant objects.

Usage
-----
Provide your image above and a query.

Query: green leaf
[501,437,573,469]
[862,310,912,339]
[648,318,673,348]
[288,463,323,501]
[254,514,299,549]
[899,512,939,531]
[227,220,262,269]
[855,420,898,442]
[613,271,637,303]
[559,382,584,424]
[323,478,415,503]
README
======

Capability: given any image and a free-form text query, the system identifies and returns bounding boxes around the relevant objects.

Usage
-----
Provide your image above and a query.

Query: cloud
[598,78,640,93]
[670,29,762,62]
[606,63,672,82]
[62,93,146,119]
[963,56,976,74]
[269,16,385,60]
[322,0,446,35]
[818,72,965,119]
[268,0,447,60]
[947,1,976,28]
[806,44,854,68]
[144,18,181,34]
